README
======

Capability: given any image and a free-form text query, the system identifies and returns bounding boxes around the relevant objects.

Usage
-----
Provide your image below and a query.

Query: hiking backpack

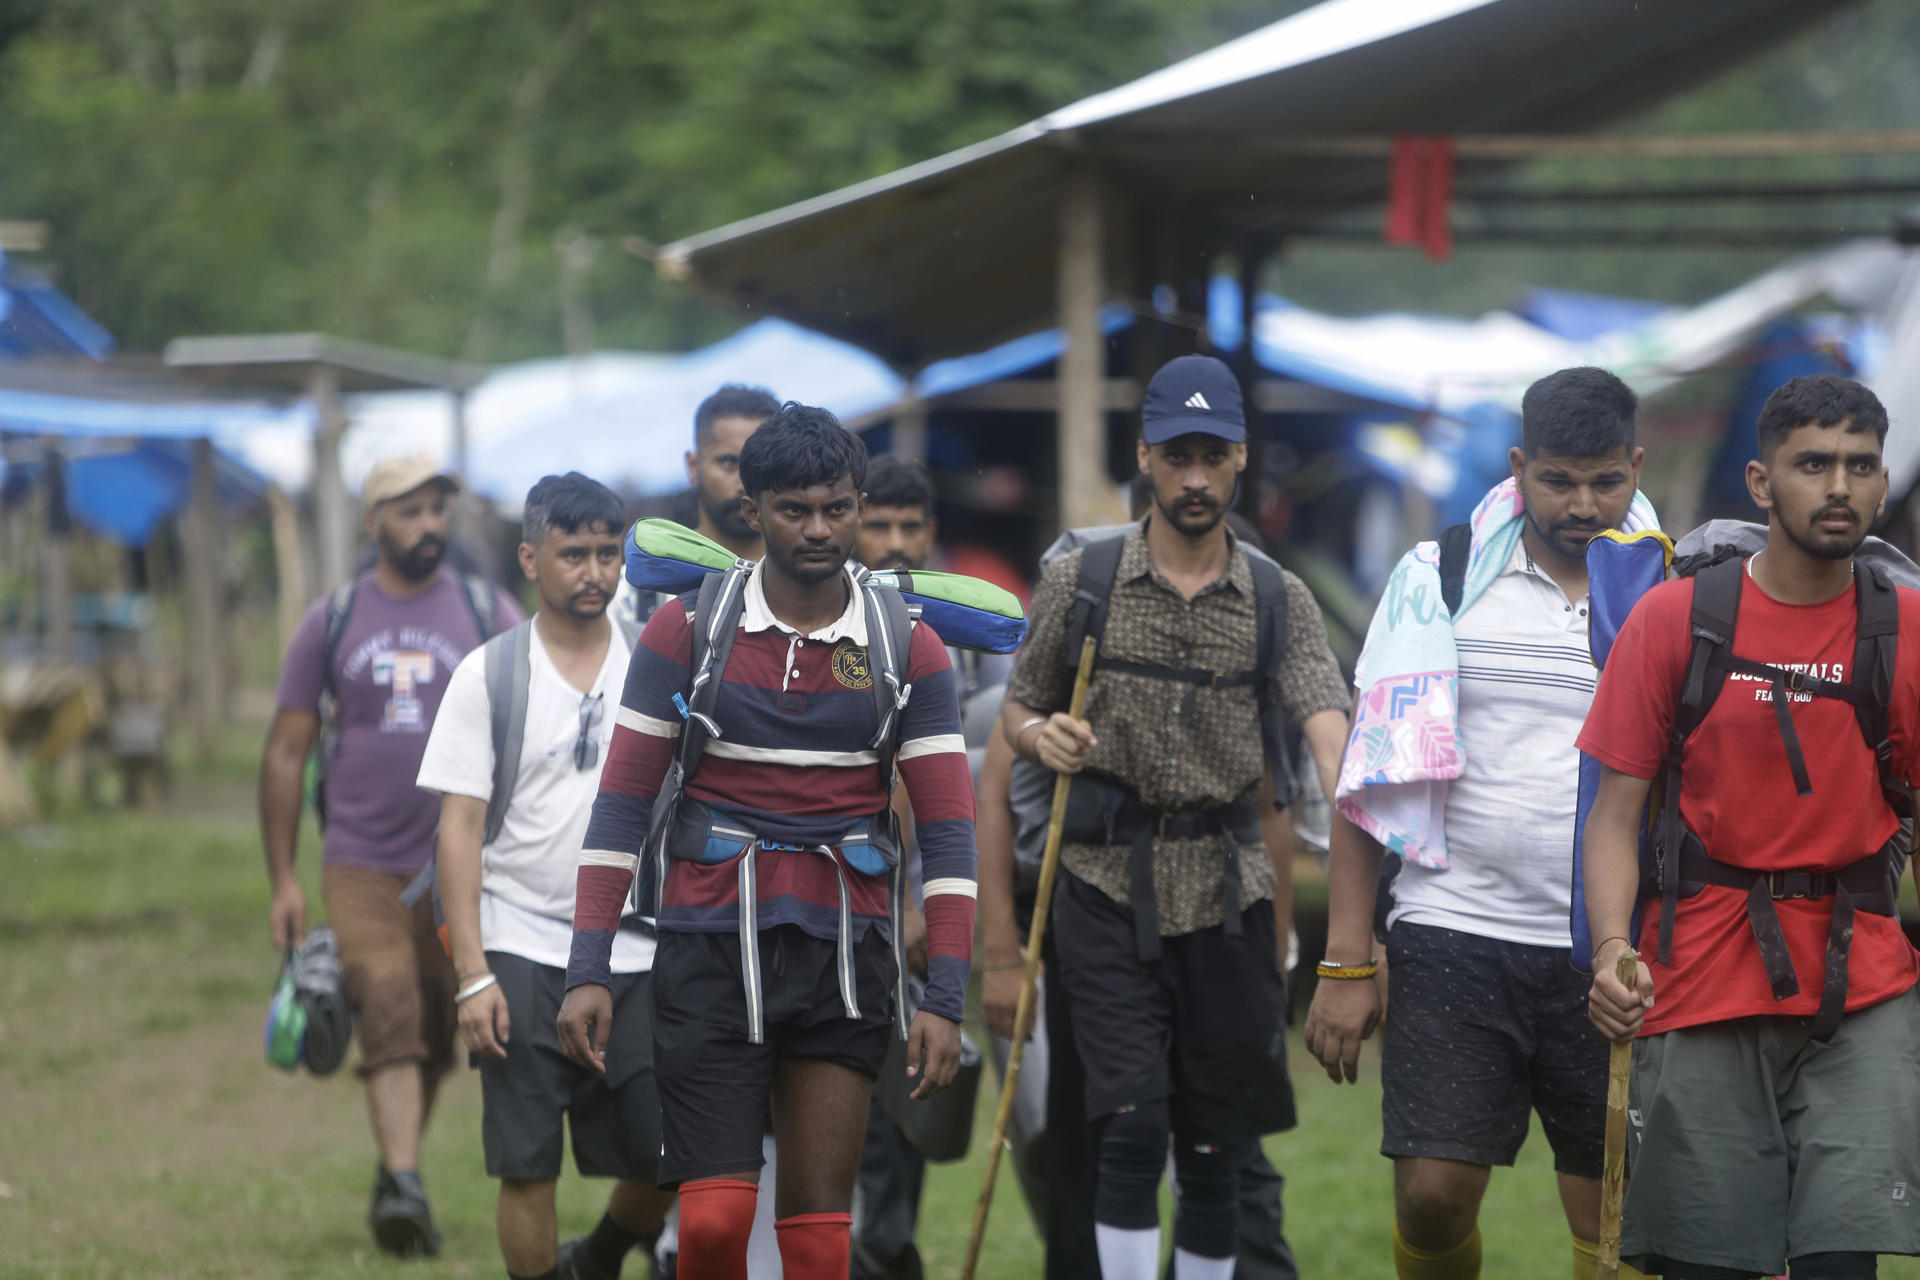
[636,560,920,1038]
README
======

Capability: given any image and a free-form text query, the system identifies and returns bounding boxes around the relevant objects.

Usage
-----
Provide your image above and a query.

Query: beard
[865,549,918,572]
[381,529,446,582]
[1531,510,1604,561]
[1155,489,1228,538]
[700,489,757,542]
[1781,503,1867,562]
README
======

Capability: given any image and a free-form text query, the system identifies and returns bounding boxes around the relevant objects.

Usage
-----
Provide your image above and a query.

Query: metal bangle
[1015,716,1047,757]
[455,974,499,1005]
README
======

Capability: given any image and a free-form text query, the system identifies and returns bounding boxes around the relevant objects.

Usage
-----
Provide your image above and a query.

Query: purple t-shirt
[276,570,521,875]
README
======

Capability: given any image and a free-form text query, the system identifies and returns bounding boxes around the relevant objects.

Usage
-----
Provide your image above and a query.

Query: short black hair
[1756,373,1889,458]
[522,471,625,546]
[864,456,934,512]
[1521,367,1638,458]
[693,382,780,448]
[738,402,868,498]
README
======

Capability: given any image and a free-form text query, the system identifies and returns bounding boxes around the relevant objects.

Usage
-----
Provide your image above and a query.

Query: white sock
[1094,1223,1161,1280]
[1174,1246,1236,1280]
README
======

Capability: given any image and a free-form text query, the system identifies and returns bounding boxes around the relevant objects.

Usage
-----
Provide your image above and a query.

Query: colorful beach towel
[1335,478,1659,869]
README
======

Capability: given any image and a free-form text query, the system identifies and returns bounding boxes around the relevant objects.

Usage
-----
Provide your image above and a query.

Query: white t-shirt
[1387,536,1598,948]
[416,618,655,972]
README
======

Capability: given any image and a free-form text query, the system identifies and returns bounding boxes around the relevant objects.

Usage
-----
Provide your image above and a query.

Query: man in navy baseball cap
[1141,353,1247,445]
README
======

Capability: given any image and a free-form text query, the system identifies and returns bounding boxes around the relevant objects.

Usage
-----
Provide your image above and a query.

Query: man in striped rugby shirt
[557,405,974,1280]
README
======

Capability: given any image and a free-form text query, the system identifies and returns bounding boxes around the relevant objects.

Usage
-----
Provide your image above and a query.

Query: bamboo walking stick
[960,634,1098,1280]
[1597,946,1641,1280]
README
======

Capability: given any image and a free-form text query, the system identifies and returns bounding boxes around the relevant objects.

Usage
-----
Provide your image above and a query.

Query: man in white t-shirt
[419,472,673,1280]
[1304,368,1652,1280]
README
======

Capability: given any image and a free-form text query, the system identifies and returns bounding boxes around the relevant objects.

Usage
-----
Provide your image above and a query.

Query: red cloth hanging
[1384,135,1455,262]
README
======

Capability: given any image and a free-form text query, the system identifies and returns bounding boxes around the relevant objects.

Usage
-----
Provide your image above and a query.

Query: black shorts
[652,924,895,1185]
[1381,921,1607,1176]
[478,950,661,1184]
[1051,872,1294,1143]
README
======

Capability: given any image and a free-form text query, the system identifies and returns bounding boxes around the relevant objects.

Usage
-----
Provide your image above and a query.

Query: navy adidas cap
[1141,354,1246,445]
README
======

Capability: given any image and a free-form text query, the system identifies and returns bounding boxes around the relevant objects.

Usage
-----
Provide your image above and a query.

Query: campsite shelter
[163,333,484,596]
[641,0,1911,534]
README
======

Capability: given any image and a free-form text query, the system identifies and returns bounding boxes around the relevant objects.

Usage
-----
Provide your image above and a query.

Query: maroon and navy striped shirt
[568,565,978,1023]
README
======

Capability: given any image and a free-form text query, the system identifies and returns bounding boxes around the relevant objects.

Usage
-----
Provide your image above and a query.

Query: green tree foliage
[3,0,1915,358]
[0,0,1281,358]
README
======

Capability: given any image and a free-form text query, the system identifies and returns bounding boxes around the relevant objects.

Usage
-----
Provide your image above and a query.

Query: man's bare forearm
[974,733,1023,965]
[1323,810,1385,964]
[1584,766,1652,961]
[259,744,305,889]
[437,795,489,977]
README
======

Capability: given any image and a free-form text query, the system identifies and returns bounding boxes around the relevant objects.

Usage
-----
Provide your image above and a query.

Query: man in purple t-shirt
[261,457,519,1258]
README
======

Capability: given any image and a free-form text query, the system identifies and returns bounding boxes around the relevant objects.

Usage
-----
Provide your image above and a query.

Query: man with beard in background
[616,384,779,632]
[261,457,521,1256]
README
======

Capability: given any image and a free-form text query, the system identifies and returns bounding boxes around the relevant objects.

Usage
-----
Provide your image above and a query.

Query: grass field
[5,719,1917,1279]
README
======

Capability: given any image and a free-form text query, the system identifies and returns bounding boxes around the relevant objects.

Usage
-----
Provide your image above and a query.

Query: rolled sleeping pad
[1569,528,1672,967]
[625,518,1028,654]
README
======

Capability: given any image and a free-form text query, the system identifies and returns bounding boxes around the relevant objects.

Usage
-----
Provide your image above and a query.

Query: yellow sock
[1573,1234,1651,1280]
[1393,1224,1482,1280]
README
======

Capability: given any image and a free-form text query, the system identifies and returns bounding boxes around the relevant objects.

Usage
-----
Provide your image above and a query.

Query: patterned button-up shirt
[1010,522,1349,935]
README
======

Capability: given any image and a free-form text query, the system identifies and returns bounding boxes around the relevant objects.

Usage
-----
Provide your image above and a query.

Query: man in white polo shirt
[419,472,673,1280]
[1305,368,1653,1280]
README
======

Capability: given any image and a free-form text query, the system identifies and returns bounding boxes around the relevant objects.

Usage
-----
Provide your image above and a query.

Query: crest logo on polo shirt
[833,642,874,690]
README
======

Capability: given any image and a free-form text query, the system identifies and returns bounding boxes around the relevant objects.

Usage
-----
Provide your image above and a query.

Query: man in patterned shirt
[557,405,974,1280]
[1001,354,1351,1280]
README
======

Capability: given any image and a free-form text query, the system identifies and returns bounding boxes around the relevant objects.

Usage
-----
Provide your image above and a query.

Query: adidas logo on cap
[1184,392,1211,411]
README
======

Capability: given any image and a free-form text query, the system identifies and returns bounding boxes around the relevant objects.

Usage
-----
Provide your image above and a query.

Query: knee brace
[1095,1101,1171,1231]
[677,1179,758,1280]
[1170,1137,1244,1261]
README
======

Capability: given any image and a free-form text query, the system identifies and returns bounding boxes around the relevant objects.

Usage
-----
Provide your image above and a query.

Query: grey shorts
[1623,987,1920,1275]
[478,951,661,1184]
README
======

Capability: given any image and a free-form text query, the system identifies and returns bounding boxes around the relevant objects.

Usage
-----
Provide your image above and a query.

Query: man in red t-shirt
[1581,374,1920,1280]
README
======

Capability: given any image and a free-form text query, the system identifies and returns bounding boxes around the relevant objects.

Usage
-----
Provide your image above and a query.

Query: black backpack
[1641,549,1910,1042]
[1062,530,1292,764]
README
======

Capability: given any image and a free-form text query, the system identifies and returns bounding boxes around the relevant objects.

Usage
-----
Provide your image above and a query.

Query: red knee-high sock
[677,1179,758,1280]
[775,1211,852,1279]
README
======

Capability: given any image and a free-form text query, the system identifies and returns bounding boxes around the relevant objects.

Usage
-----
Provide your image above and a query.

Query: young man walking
[418,472,674,1280]
[978,478,1303,1280]
[557,405,975,1280]
[848,454,1010,1280]
[617,383,778,632]
[261,457,520,1256]
[1001,354,1351,1280]
[1583,374,1920,1280]
[1306,367,1655,1280]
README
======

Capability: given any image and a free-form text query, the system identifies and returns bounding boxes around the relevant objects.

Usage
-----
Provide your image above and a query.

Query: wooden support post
[267,484,307,651]
[1057,164,1108,532]
[182,437,222,762]
[42,438,74,662]
[309,364,352,591]
[890,393,928,466]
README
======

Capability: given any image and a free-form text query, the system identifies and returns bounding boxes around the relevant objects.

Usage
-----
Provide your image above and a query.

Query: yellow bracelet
[1314,959,1380,981]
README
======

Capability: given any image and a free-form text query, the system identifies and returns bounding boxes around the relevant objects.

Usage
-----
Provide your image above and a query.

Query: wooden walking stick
[1597,946,1641,1280]
[960,634,1098,1280]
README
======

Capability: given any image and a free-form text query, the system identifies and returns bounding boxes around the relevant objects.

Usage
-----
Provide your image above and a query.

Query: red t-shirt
[1577,563,1920,1035]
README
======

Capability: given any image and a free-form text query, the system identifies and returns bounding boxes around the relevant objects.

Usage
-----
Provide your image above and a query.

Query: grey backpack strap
[483,620,534,847]
[859,577,916,788]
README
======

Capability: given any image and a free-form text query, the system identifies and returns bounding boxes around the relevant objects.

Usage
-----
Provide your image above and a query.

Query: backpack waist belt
[1061,775,1261,963]
[719,827,884,1046]
[1672,827,1896,1042]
